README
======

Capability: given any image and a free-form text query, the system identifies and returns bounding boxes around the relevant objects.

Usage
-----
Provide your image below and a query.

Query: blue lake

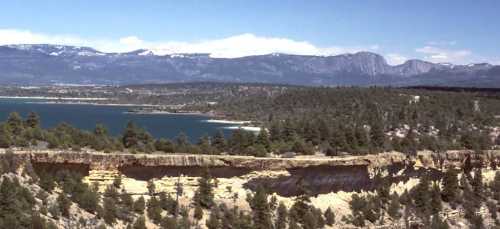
[0,99,239,142]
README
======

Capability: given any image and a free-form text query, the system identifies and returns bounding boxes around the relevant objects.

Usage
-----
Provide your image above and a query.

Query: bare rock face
[3,149,500,228]
[24,150,409,170]
[3,149,499,197]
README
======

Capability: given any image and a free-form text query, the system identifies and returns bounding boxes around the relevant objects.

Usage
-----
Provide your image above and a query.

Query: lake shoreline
[0,96,110,101]
[0,97,262,134]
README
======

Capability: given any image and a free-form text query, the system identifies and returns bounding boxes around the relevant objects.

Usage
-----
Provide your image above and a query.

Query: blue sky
[0,0,499,64]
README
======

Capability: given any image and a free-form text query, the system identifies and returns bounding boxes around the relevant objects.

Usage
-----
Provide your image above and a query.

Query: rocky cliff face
[24,150,409,170]
[2,149,499,228]
[3,149,497,197]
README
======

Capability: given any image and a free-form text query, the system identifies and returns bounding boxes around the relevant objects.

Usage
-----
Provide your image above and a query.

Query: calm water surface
[0,99,238,142]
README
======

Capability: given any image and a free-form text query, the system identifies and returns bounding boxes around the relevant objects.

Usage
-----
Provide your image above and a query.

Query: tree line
[213,87,500,155]
[1,87,500,156]
[0,111,272,156]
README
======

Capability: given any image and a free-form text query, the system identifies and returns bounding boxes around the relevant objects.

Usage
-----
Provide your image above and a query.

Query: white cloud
[0,29,380,58]
[2,29,496,65]
[415,46,472,64]
[386,53,408,65]
[119,36,144,48]
[426,40,457,46]
[148,33,322,57]
[0,29,87,46]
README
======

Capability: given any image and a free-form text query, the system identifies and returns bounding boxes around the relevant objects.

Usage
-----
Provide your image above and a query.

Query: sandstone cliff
[2,149,499,228]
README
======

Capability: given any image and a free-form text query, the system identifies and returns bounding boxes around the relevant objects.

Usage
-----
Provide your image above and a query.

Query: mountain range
[0,44,499,87]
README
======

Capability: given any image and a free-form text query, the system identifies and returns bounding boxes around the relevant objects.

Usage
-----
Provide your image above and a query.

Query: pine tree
[147,180,156,196]
[374,172,390,204]
[288,218,300,229]
[206,207,220,229]
[198,135,213,154]
[282,119,296,142]
[78,184,100,213]
[133,215,147,229]
[147,196,162,224]
[57,193,71,218]
[219,203,236,228]
[175,178,183,216]
[269,195,278,212]
[430,214,449,229]
[158,192,170,212]
[401,128,418,155]
[229,128,249,153]
[194,167,214,209]
[179,208,192,229]
[471,168,483,198]
[104,185,119,201]
[387,193,401,219]
[25,112,40,128]
[248,186,273,229]
[161,216,178,229]
[441,168,459,203]
[345,127,359,152]
[313,208,325,228]
[302,209,317,229]
[0,150,15,174]
[492,171,500,200]
[463,155,473,175]
[155,138,175,153]
[102,196,118,225]
[94,123,108,136]
[412,173,431,216]
[176,132,190,147]
[331,125,348,152]
[133,196,146,214]
[324,207,335,226]
[120,191,134,212]
[113,175,122,189]
[355,126,369,149]
[212,130,226,153]
[275,202,288,229]
[235,211,253,229]
[256,129,271,151]
[469,214,484,229]
[290,184,312,225]
[369,116,386,152]
[269,121,283,142]
[461,174,480,223]
[0,125,12,148]
[122,121,139,148]
[194,204,204,223]
[430,182,442,214]
[487,200,498,223]
[6,112,24,135]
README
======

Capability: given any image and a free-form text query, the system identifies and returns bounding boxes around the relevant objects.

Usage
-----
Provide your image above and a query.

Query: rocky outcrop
[2,149,499,197]
[14,150,410,171]
[3,149,500,228]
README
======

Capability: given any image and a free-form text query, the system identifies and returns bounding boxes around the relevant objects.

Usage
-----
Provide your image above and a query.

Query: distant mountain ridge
[0,44,499,87]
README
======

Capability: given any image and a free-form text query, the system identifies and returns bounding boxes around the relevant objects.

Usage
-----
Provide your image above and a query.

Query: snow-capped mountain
[0,44,498,87]
[6,44,105,57]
